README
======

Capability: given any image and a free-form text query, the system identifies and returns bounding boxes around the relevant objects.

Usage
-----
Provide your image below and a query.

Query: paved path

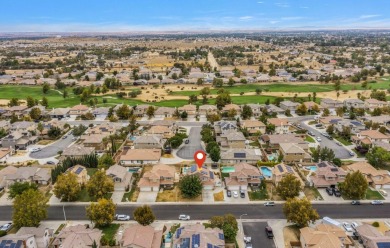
[176,127,204,159]
[30,133,75,159]
[207,52,220,71]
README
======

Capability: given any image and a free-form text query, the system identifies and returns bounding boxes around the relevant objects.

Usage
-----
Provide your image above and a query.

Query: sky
[1,0,390,32]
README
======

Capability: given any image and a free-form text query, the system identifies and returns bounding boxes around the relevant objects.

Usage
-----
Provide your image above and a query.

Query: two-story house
[320,98,343,110]
[280,101,300,113]
[69,104,90,116]
[267,118,290,134]
[217,130,246,149]
[344,99,365,109]
[133,136,163,149]
[138,163,175,191]
[134,104,151,117]
[154,107,176,118]
[106,164,132,191]
[279,143,311,163]
[310,161,347,188]
[364,98,389,110]
[354,130,389,145]
[225,162,261,191]
[188,165,216,190]
[198,105,218,118]
[272,163,303,186]
[346,161,390,189]
[240,120,266,135]
[178,104,197,118]
[221,104,241,116]
[245,104,263,118]
[214,121,237,136]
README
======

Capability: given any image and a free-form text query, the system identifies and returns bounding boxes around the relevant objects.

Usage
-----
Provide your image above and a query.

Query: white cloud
[239,16,254,20]
[275,2,289,8]
[281,16,304,21]
[360,15,381,19]
[257,1,264,3]
[269,21,280,24]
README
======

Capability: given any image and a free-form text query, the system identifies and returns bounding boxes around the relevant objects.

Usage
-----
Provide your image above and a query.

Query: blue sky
[1,0,390,32]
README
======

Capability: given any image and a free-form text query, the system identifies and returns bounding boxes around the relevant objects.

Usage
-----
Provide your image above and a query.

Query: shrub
[372,222,380,227]
[0,230,6,237]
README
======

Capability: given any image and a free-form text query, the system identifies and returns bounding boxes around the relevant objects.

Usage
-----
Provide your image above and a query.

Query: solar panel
[277,164,284,172]
[330,168,338,172]
[209,172,214,179]
[207,244,213,248]
[75,167,84,175]
[16,240,23,248]
[190,165,197,173]
[192,234,200,248]
[234,153,246,158]
[218,233,224,240]
[377,242,390,248]
[176,227,182,238]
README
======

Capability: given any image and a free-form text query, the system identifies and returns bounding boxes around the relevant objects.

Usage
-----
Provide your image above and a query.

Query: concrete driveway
[137,192,158,203]
[224,190,250,203]
[243,222,276,248]
[176,127,204,159]
[29,133,75,159]
[318,189,345,202]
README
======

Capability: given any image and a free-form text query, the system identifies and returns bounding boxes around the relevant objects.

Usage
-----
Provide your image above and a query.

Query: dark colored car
[351,200,361,205]
[326,187,333,196]
[227,190,232,197]
[185,139,190,144]
[240,190,245,198]
[333,188,341,197]
[265,226,274,238]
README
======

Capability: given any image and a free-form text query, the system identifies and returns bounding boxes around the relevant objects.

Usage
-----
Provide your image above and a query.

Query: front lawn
[77,188,112,202]
[303,187,323,201]
[332,135,352,146]
[248,188,269,200]
[99,224,120,242]
[86,168,98,177]
[305,135,316,143]
[342,188,385,200]
[156,187,202,202]
[213,191,224,201]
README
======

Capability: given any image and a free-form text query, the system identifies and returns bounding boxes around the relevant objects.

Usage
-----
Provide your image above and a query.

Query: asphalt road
[59,120,208,127]
[176,127,204,159]
[300,121,351,159]
[0,204,389,221]
[243,222,276,248]
[29,133,75,159]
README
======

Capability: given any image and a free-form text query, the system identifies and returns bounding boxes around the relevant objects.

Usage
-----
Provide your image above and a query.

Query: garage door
[228,186,240,191]
[140,187,152,192]
[382,185,390,189]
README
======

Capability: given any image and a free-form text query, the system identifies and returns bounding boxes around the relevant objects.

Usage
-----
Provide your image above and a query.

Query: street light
[63,205,67,221]
[239,214,247,235]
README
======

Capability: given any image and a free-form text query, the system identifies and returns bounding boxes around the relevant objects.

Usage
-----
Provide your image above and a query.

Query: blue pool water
[260,167,272,178]
[267,154,276,161]
[221,166,235,173]
[129,136,136,141]
[305,166,317,172]
[128,167,140,173]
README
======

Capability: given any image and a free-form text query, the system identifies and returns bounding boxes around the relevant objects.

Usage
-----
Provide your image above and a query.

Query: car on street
[371,200,384,205]
[240,190,245,198]
[336,141,342,146]
[327,136,333,140]
[115,214,130,221]
[46,161,55,165]
[349,151,355,156]
[185,139,190,144]
[326,187,333,196]
[315,124,322,128]
[308,131,314,136]
[0,223,12,232]
[31,148,41,153]
[351,200,361,205]
[316,137,322,142]
[264,201,275,206]
[265,226,274,238]
[233,191,239,198]
[62,135,67,139]
[226,190,232,197]
[179,215,190,220]
[343,222,354,232]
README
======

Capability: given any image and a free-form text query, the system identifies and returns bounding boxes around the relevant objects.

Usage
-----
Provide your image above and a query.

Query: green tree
[311,146,335,162]
[86,198,116,227]
[29,107,41,120]
[41,97,49,107]
[116,104,132,120]
[133,205,156,226]
[48,126,61,138]
[215,92,231,110]
[8,98,19,107]
[241,105,253,120]
[366,147,390,168]
[146,106,155,119]
[296,104,308,115]
[283,197,319,227]
[326,124,334,135]
[13,189,48,228]
[26,96,35,108]
[228,78,235,87]
[209,147,221,162]
[276,174,301,199]
[206,141,219,154]
[98,154,115,169]
[339,171,368,200]
[209,214,238,243]
[37,122,44,135]
[42,82,50,94]
[8,182,38,199]
[86,170,114,200]
[179,175,203,198]
[63,89,68,98]
[180,111,188,119]
[322,108,330,117]
[53,172,81,202]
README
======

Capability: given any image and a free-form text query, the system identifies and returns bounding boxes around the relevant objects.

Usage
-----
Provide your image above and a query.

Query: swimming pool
[305,166,317,172]
[128,167,141,173]
[182,167,192,174]
[260,166,272,178]
[129,136,137,141]
[221,166,235,173]
[267,154,276,161]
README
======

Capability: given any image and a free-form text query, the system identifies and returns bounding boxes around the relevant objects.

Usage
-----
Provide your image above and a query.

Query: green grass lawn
[86,168,98,177]
[305,135,316,143]
[0,166,6,171]
[332,135,352,146]
[342,188,385,200]
[122,189,134,202]
[77,187,112,202]
[98,224,120,241]
[248,188,269,200]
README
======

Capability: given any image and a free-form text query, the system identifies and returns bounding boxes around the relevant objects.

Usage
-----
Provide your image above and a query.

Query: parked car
[227,190,232,197]
[233,191,239,198]
[315,124,322,128]
[336,142,342,146]
[46,161,55,165]
[316,137,322,142]
[371,200,384,205]
[333,188,341,197]
[351,200,361,205]
[265,226,274,238]
[351,222,359,230]
[326,187,333,196]
[62,135,68,139]
[185,139,190,144]
[264,201,275,206]
[327,136,334,140]
[308,131,314,136]
[349,151,355,156]
[240,190,245,198]
[115,214,130,221]
[0,223,12,232]
[178,215,190,220]
[31,148,41,153]
[343,222,354,232]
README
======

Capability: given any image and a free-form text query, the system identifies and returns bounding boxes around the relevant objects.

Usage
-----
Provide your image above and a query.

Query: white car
[343,222,353,232]
[264,201,275,206]
[30,148,41,153]
[179,215,190,220]
[371,200,384,205]
[233,191,239,198]
[316,137,322,142]
[115,214,130,221]
[351,222,359,230]
[0,223,12,232]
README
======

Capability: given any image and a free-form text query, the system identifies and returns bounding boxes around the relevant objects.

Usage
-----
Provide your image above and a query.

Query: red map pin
[194,150,206,170]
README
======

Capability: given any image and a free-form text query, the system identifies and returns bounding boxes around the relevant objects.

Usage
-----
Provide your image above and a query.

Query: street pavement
[176,127,204,159]
[0,203,389,221]
[243,222,276,248]
[29,133,75,159]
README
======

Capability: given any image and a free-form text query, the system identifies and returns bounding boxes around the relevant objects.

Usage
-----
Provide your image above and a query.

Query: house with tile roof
[217,130,246,149]
[173,223,225,248]
[138,163,175,191]
[310,161,347,188]
[240,120,266,135]
[66,165,89,184]
[133,136,163,149]
[220,149,262,165]
[120,224,163,248]
[279,143,311,163]
[188,165,216,190]
[106,164,132,191]
[52,224,102,248]
[272,163,303,187]
[225,162,261,191]
[120,149,161,165]
[346,161,390,189]
[300,223,353,248]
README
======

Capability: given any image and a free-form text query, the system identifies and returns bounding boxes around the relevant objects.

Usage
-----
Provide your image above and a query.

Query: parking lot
[243,222,276,248]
